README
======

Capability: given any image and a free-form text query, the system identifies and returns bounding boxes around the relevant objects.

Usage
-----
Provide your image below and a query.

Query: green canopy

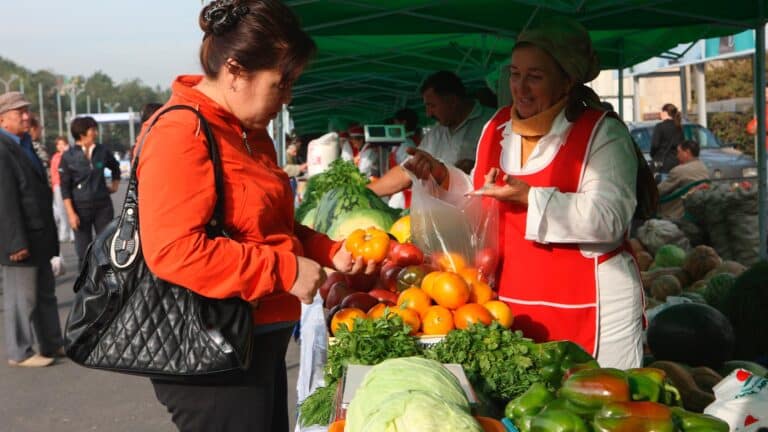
[289,0,768,132]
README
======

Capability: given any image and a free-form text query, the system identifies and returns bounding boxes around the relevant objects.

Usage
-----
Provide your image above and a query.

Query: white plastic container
[306,131,339,177]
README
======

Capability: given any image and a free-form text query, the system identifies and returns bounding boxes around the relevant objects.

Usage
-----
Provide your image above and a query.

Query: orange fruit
[468,280,494,305]
[391,307,421,335]
[420,271,443,298]
[430,272,470,310]
[433,252,467,272]
[484,300,514,328]
[331,307,367,336]
[453,303,493,330]
[421,305,455,335]
[397,287,432,318]
[367,302,395,320]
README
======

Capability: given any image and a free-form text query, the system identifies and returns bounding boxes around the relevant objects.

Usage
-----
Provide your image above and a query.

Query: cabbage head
[345,357,480,432]
[654,244,686,268]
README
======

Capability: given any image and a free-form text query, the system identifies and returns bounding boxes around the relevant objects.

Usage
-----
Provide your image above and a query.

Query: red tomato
[387,242,425,267]
[475,248,499,280]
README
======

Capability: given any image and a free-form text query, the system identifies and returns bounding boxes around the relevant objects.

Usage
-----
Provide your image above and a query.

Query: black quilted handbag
[64,105,254,379]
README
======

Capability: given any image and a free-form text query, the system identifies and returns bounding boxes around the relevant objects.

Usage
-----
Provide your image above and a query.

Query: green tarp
[287,0,768,132]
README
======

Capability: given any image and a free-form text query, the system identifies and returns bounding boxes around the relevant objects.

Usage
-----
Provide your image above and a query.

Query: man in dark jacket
[0,92,64,367]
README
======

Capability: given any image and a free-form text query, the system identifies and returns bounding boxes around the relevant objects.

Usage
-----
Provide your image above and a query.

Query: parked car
[627,121,757,180]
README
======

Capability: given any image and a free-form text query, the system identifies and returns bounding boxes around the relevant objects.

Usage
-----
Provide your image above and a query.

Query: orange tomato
[421,305,455,335]
[328,420,345,432]
[458,266,480,284]
[396,287,432,318]
[367,302,395,320]
[420,271,443,298]
[344,227,391,263]
[430,272,470,310]
[483,300,514,328]
[468,280,494,305]
[390,307,421,335]
[433,252,467,272]
[330,307,367,336]
[453,303,493,330]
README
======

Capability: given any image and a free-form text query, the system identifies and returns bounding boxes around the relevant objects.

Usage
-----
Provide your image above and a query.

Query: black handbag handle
[132,105,226,235]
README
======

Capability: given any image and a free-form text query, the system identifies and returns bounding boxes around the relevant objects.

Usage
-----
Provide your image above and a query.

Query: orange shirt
[50,151,63,186]
[136,75,340,325]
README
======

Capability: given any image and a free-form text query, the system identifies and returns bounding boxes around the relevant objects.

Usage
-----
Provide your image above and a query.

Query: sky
[1,1,207,89]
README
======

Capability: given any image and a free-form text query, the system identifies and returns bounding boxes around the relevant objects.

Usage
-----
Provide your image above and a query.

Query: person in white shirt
[404,17,657,369]
[368,71,494,198]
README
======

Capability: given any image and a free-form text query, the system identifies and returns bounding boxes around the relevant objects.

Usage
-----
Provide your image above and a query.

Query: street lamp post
[0,74,19,93]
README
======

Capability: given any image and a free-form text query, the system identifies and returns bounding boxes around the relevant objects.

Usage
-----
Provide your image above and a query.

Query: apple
[319,272,350,302]
[368,288,399,304]
[340,292,379,312]
[475,247,499,280]
[347,272,378,292]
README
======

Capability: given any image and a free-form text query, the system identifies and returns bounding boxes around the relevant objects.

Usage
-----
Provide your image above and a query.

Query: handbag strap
[110,105,226,269]
[132,105,225,233]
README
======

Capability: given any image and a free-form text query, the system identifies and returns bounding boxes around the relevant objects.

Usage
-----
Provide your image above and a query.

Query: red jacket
[137,75,339,325]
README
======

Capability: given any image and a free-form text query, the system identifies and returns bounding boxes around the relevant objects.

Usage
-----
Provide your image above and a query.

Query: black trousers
[73,200,114,268]
[151,327,292,432]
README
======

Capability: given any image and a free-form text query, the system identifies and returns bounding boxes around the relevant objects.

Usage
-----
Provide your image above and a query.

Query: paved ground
[0,181,301,432]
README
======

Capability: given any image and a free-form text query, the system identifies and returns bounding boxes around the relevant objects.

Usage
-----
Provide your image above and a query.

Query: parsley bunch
[425,322,543,402]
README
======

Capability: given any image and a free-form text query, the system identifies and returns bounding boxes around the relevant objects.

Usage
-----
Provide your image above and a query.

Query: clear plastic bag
[409,175,499,282]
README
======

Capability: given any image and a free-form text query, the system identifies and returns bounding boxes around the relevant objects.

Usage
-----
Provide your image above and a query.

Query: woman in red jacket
[136,1,373,430]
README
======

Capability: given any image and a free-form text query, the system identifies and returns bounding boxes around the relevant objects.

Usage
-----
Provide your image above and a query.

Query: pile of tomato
[325,226,513,338]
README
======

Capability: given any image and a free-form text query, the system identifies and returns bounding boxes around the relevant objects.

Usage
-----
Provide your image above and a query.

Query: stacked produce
[295,160,402,239]
[683,181,759,265]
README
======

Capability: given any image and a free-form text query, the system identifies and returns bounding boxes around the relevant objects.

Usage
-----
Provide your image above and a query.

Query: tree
[705,58,759,157]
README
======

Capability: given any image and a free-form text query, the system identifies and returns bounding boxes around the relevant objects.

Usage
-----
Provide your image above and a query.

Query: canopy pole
[632,75,641,122]
[618,41,624,119]
[679,66,688,120]
[755,21,767,260]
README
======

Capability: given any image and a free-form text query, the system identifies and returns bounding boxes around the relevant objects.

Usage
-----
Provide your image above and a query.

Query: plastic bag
[704,368,768,431]
[296,293,328,406]
[50,255,66,277]
[636,219,689,255]
[409,175,499,282]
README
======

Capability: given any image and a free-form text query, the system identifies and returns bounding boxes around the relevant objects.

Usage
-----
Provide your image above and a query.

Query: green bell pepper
[505,383,556,432]
[671,407,729,432]
[530,408,590,432]
[626,368,682,406]
[534,341,599,388]
[593,401,675,432]
[559,368,631,415]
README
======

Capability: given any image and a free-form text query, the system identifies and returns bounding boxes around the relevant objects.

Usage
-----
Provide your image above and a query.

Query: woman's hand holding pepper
[468,167,531,206]
[332,242,378,275]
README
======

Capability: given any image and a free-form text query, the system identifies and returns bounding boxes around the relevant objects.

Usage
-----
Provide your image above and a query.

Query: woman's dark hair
[420,70,467,99]
[70,116,98,141]
[662,103,682,129]
[679,139,700,157]
[198,0,316,85]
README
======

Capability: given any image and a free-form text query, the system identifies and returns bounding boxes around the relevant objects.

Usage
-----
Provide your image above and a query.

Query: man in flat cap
[0,91,64,367]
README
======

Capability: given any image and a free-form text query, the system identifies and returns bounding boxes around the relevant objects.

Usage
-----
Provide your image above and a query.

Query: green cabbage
[345,357,480,432]
[654,245,686,268]
[352,390,482,432]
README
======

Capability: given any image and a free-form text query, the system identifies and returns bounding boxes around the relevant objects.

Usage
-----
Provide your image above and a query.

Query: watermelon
[313,185,399,234]
[654,245,686,268]
[299,207,318,229]
[702,273,735,313]
[326,209,395,241]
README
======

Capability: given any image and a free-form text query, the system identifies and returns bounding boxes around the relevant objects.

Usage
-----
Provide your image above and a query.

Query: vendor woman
[404,17,656,369]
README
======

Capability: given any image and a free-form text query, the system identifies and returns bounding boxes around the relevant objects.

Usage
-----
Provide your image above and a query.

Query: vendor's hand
[109,180,120,194]
[467,168,531,206]
[289,256,326,304]
[332,242,378,275]
[403,147,448,184]
[9,248,30,263]
[67,211,80,231]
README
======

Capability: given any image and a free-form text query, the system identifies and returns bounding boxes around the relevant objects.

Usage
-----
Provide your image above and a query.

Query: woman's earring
[230,84,237,92]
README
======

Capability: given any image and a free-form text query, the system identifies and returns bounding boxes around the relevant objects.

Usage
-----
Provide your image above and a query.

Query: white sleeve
[525,117,638,244]
[340,142,353,162]
[357,146,379,177]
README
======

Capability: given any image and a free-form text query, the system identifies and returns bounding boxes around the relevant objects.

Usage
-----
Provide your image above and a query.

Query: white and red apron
[473,107,631,356]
